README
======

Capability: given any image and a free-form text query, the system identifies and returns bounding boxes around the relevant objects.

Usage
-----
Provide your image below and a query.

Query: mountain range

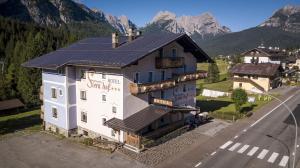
[0,0,300,56]
[0,0,136,34]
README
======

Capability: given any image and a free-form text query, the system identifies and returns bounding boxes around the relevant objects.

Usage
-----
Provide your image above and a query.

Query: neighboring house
[23,31,211,152]
[242,46,288,68]
[230,63,282,93]
[0,99,24,115]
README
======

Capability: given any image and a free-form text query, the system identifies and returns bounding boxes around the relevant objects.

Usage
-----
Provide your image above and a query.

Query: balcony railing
[176,70,208,83]
[129,70,207,95]
[153,98,173,107]
[155,57,184,69]
[129,79,176,95]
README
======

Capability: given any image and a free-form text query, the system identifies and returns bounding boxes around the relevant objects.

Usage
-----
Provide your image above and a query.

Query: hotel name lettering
[87,73,121,92]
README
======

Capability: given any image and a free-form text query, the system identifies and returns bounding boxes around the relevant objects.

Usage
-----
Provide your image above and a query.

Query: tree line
[0,17,78,107]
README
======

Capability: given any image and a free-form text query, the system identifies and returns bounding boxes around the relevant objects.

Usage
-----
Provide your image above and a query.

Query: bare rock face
[149,10,231,36]
[105,14,137,34]
[0,0,136,34]
[259,5,300,33]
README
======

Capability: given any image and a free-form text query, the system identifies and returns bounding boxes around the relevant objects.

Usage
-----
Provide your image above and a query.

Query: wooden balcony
[155,57,184,69]
[176,70,208,83]
[129,79,176,95]
[153,98,173,107]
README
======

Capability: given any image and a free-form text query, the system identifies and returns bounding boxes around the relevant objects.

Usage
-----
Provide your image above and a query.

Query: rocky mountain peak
[259,5,300,33]
[148,10,231,36]
[105,14,136,34]
[152,11,176,23]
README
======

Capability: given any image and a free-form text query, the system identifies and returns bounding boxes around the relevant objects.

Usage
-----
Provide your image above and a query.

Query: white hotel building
[23,30,211,151]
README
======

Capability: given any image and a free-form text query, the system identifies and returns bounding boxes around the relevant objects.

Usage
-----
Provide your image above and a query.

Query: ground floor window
[52,107,58,118]
[239,83,242,88]
[81,112,87,123]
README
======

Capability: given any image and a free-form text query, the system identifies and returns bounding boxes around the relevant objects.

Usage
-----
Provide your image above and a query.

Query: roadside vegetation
[0,109,42,136]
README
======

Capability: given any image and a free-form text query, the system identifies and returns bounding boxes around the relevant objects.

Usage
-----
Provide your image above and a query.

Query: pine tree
[206,62,220,83]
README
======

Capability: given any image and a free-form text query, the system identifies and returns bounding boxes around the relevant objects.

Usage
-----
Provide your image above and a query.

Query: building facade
[24,31,211,152]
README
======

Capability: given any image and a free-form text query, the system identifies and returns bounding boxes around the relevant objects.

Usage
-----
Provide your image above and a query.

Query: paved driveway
[0,132,146,168]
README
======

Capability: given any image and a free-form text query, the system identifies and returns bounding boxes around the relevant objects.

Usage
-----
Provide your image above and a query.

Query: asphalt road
[197,90,300,168]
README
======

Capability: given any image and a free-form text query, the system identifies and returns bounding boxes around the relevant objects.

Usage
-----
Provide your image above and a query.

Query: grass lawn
[197,95,272,121]
[197,59,233,92]
[0,109,42,136]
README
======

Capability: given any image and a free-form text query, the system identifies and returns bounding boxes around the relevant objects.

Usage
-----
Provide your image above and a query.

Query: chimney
[128,28,135,42]
[112,32,119,48]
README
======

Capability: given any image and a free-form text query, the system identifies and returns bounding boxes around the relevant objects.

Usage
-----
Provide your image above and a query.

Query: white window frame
[102,73,106,79]
[59,89,63,97]
[112,106,117,113]
[102,118,107,126]
[51,87,57,99]
[102,94,106,102]
[80,90,87,100]
[52,106,58,119]
[81,111,87,123]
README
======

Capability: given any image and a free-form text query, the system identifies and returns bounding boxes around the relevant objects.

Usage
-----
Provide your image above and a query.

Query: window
[83,130,88,136]
[59,89,63,96]
[52,107,58,118]
[102,73,106,79]
[80,90,87,100]
[134,72,139,83]
[172,48,177,57]
[81,112,87,123]
[111,130,115,137]
[57,68,65,75]
[80,70,86,79]
[161,71,165,81]
[183,84,187,92]
[148,72,153,82]
[239,83,242,88]
[102,118,106,126]
[51,88,57,99]
[102,95,106,101]
[112,106,117,113]
[161,90,165,99]
[159,48,163,58]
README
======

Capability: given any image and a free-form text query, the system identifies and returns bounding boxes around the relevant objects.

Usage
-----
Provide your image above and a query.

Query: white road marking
[194,162,202,167]
[211,151,216,156]
[268,152,279,163]
[220,141,233,149]
[257,149,269,159]
[234,135,239,139]
[228,143,241,151]
[250,94,296,128]
[247,146,259,156]
[279,156,289,167]
[237,145,250,154]
[243,129,247,132]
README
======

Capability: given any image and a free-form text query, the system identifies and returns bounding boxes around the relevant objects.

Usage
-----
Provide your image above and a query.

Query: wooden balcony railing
[153,98,173,107]
[156,57,184,69]
[129,79,176,95]
[129,70,207,95]
[176,70,208,83]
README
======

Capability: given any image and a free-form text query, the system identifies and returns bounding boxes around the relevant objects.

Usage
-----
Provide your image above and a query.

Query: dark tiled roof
[22,33,211,70]
[241,48,288,58]
[0,99,24,111]
[105,105,172,133]
[230,63,281,77]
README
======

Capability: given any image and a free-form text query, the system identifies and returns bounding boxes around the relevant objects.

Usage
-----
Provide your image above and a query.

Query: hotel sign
[87,72,121,92]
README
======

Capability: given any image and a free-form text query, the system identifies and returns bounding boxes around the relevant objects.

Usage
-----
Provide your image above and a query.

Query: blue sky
[79,0,300,32]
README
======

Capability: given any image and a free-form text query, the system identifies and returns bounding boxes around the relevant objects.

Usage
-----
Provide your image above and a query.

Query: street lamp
[262,92,297,168]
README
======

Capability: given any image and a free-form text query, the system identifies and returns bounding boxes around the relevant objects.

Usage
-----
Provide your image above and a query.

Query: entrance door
[124,132,140,148]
